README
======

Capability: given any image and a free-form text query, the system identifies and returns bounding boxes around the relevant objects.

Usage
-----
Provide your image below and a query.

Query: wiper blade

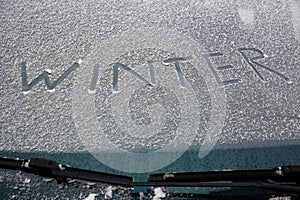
[149,165,300,182]
[145,165,300,194]
[1,156,300,194]
[0,157,133,186]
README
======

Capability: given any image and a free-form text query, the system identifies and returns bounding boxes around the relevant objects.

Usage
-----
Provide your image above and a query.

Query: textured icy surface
[0,170,133,199]
[0,0,299,154]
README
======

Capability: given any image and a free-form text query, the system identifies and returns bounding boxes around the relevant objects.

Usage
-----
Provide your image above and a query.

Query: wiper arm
[0,157,133,186]
[144,165,300,194]
[149,165,300,183]
[1,156,300,194]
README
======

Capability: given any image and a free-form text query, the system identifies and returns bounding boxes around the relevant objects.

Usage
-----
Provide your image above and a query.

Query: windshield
[0,0,299,199]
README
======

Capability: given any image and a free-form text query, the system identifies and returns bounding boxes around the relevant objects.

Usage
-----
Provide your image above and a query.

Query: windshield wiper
[1,157,300,194]
[0,157,133,186]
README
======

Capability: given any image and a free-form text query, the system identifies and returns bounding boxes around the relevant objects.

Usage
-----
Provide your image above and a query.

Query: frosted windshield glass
[0,0,299,198]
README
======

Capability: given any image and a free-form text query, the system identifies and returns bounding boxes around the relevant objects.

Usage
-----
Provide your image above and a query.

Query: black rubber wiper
[1,157,300,194]
[0,157,133,186]
[144,166,300,194]
[149,165,300,182]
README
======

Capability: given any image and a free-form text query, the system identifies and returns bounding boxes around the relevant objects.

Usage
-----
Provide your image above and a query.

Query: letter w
[21,62,79,91]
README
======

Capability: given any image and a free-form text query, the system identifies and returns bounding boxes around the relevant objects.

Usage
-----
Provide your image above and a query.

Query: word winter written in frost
[20,47,291,93]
